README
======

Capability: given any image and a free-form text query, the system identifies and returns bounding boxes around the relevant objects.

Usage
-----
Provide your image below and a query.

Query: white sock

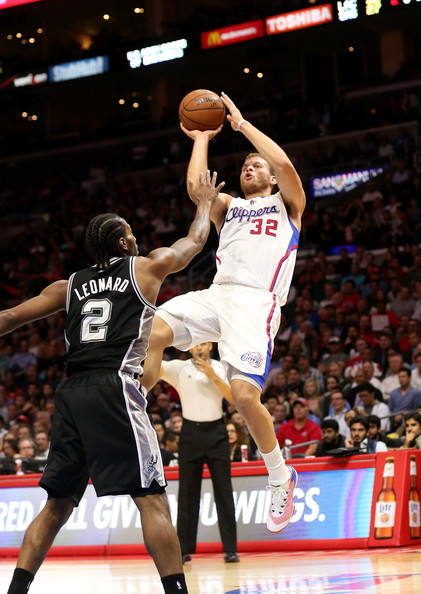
[260,443,290,485]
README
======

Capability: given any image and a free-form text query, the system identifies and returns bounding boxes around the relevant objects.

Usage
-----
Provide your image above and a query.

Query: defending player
[3,171,224,594]
[142,93,306,533]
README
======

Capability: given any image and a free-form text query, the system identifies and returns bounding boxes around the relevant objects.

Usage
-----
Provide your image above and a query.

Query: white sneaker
[266,466,298,533]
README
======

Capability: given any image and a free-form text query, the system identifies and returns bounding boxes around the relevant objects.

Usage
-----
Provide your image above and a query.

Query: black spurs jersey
[65,256,155,376]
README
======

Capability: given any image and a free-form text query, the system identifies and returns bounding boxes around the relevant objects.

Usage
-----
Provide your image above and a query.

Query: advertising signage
[126,39,187,68]
[337,0,420,21]
[0,467,374,549]
[13,72,48,87]
[49,56,109,83]
[0,0,42,9]
[201,20,264,50]
[310,166,387,198]
[265,4,334,35]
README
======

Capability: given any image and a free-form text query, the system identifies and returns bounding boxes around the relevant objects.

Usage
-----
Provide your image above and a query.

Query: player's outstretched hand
[221,92,244,131]
[188,170,225,208]
[180,122,223,141]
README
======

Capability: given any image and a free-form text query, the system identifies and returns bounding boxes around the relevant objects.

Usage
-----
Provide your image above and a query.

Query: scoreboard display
[336,0,420,22]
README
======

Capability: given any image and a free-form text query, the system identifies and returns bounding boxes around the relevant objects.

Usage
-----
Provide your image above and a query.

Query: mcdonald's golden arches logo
[207,31,222,46]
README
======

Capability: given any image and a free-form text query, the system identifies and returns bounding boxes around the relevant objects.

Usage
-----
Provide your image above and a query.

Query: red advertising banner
[201,19,264,50]
[0,0,42,9]
[368,450,421,547]
[265,4,333,35]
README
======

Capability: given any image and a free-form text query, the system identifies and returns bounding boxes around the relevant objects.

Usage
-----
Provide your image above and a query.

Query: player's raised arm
[136,170,224,304]
[0,280,68,337]
[180,123,232,229]
[221,92,306,227]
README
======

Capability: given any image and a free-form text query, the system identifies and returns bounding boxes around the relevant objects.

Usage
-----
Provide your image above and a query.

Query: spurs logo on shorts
[144,454,158,475]
[241,351,263,368]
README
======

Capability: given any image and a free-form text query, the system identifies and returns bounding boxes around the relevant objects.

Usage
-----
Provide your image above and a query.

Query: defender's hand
[187,170,225,207]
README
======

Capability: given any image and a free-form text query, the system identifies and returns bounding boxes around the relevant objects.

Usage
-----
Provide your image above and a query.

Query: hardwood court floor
[1,547,421,593]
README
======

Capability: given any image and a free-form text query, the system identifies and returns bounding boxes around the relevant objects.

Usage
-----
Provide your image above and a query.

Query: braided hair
[85,213,127,268]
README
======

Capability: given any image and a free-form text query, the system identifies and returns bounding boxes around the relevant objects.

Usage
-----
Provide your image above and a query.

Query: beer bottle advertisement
[374,456,396,539]
[409,454,421,539]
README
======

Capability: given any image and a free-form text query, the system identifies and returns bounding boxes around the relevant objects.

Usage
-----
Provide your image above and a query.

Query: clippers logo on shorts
[144,454,158,475]
[241,352,263,368]
[176,581,182,590]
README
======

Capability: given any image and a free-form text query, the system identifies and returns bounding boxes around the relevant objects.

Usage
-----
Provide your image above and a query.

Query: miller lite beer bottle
[409,455,421,539]
[374,457,396,539]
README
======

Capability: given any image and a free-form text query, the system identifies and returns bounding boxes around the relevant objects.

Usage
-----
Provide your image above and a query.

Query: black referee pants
[177,417,237,555]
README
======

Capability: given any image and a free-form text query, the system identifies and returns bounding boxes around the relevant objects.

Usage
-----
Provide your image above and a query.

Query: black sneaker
[224,552,239,563]
[182,554,192,564]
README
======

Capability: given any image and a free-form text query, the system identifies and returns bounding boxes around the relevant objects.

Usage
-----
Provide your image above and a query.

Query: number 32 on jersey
[250,218,278,237]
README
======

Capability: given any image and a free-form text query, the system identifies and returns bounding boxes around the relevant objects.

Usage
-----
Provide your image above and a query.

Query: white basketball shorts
[156,283,281,391]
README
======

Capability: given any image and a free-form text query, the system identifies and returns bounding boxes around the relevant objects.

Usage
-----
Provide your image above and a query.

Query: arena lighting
[126,39,187,68]
[243,67,250,73]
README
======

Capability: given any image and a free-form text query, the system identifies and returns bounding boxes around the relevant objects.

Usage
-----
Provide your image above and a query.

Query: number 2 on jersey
[250,218,278,237]
[80,298,112,342]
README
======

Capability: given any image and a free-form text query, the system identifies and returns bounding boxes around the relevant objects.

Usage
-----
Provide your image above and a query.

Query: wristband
[236,118,246,131]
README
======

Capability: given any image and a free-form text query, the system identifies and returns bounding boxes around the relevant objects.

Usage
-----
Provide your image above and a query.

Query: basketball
[179,89,226,131]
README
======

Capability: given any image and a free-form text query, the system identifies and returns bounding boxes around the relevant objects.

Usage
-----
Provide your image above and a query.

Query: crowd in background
[1,71,421,472]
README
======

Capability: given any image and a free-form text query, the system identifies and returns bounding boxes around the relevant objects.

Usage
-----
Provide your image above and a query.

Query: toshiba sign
[201,19,264,49]
[266,4,333,35]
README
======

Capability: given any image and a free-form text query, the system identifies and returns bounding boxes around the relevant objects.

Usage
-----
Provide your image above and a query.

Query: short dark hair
[350,416,369,431]
[86,213,127,268]
[405,412,421,425]
[398,367,411,376]
[367,414,381,429]
[162,430,180,446]
[321,419,339,432]
[357,382,375,394]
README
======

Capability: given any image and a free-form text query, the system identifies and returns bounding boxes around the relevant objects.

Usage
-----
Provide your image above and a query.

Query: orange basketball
[179,89,226,131]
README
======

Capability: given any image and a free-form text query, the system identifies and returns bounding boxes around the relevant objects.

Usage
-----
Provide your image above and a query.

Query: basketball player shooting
[142,92,306,533]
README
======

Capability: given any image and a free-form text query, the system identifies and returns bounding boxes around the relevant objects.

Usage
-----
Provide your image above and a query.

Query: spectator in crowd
[153,421,166,447]
[0,385,12,424]
[314,419,346,457]
[411,352,421,391]
[388,368,421,429]
[276,398,322,456]
[226,421,251,462]
[10,340,37,379]
[1,437,19,459]
[373,332,393,376]
[34,431,50,460]
[321,336,349,369]
[355,382,391,431]
[348,417,387,453]
[273,403,287,433]
[16,438,38,460]
[302,379,323,421]
[400,412,421,450]
[298,353,324,392]
[366,415,403,449]
[380,352,406,401]
[160,430,180,467]
[324,389,350,437]
[286,366,305,397]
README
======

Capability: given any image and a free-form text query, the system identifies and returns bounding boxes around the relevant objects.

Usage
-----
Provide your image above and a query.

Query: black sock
[7,568,34,594]
[161,573,188,593]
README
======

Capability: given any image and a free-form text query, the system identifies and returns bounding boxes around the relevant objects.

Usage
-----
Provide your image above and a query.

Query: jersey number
[80,299,112,342]
[250,219,278,237]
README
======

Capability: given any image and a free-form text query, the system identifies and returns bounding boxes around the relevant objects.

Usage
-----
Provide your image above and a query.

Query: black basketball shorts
[40,370,166,505]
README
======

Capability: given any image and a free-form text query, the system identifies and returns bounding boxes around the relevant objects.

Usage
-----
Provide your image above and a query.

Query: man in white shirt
[380,353,405,401]
[355,382,390,432]
[160,342,238,564]
[324,389,350,437]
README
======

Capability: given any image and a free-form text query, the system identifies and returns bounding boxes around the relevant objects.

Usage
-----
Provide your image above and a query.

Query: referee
[161,342,239,563]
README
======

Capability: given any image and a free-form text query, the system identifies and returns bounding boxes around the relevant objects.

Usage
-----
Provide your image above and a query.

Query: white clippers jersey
[213,192,299,305]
